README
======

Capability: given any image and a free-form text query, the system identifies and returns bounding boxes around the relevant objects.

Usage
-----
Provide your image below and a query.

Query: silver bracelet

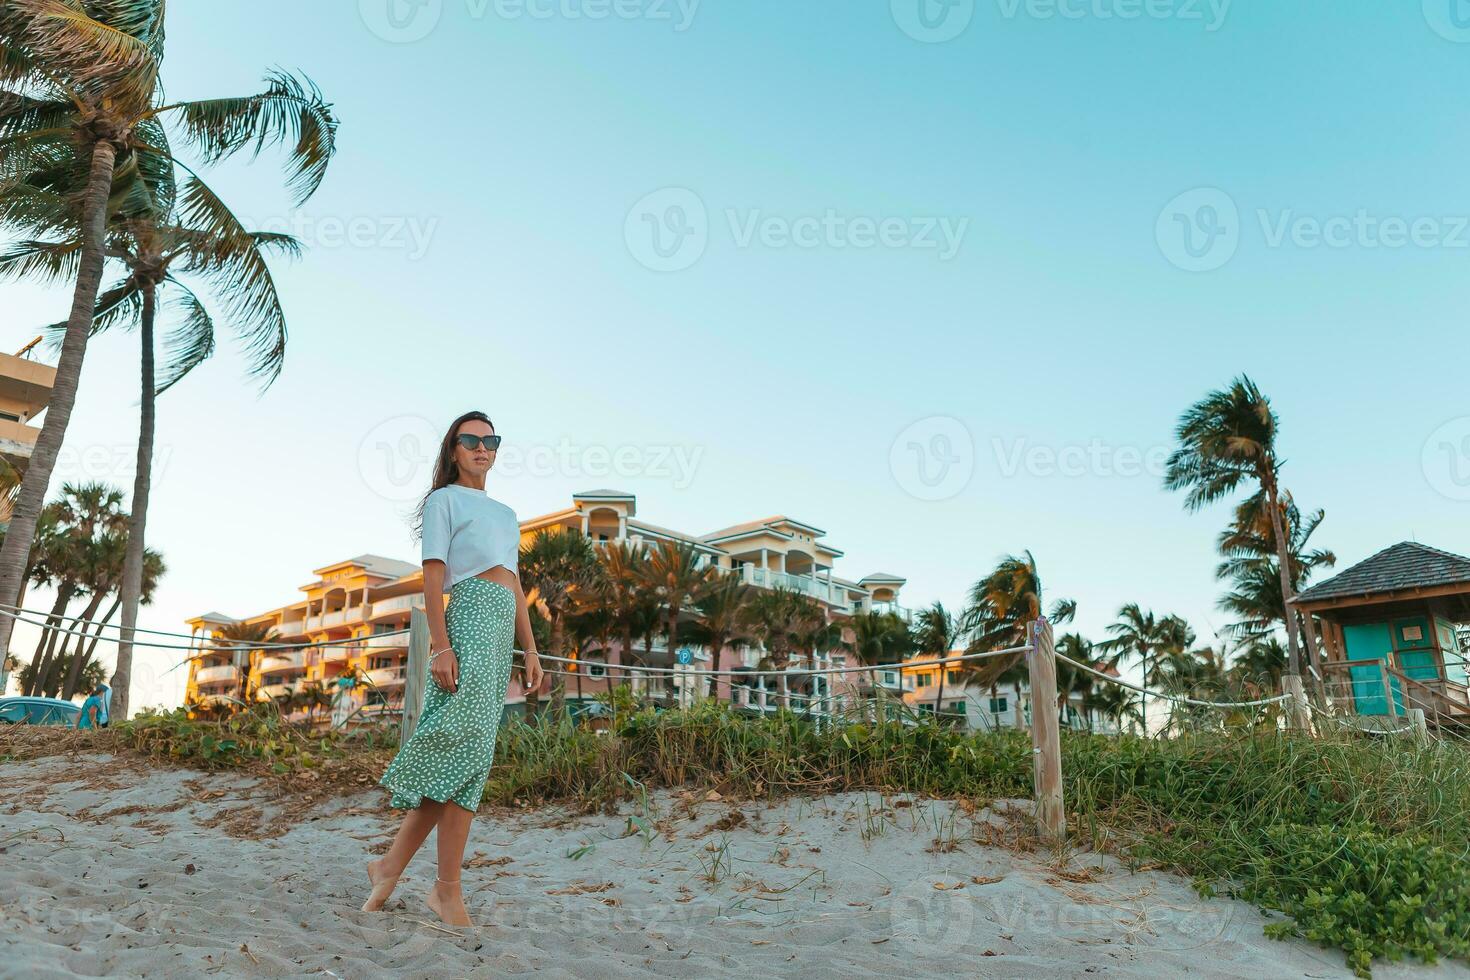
[429,647,453,663]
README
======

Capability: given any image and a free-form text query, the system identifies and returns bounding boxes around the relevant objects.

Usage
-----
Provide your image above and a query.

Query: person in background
[97,681,112,727]
[76,685,104,729]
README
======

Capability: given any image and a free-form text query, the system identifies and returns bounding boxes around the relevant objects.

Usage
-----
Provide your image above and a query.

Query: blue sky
[7,1,1470,708]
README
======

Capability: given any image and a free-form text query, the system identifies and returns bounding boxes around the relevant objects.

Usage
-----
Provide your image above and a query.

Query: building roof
[1294,542,1470,604]
[859,572,907,584]
[351,554,420,578]
[573,489,636,499]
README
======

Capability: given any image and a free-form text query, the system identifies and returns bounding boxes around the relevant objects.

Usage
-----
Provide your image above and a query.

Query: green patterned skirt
[380,578,516,812]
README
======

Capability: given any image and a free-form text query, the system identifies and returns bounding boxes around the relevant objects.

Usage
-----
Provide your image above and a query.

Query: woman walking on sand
[362,411,543,927]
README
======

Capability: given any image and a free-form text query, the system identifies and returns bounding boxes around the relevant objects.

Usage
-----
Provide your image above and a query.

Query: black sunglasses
[456,434,502,452]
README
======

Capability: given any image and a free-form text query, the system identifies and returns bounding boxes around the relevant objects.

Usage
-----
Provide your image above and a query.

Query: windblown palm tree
[597,540,656,685]
[210,620,278,706]
[1096,604,1178,734]
[1164,376,1306,680]
[748,587,823,710]
[0,2,338,714]
[961,551,1075,694]
[911,600,964,718]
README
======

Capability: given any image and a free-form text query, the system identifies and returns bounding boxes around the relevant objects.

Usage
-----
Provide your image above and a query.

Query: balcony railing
[195,664,240,685]
[728,566,854,611]
[367,632,408,649]
[276,619,306,636]
[256,683,292,702]
[370,595,422,618]
[258,652,305,674]
[367,666,407,688]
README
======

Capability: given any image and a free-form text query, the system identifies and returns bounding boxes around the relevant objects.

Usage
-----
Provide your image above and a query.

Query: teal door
[1392,616,1439,684]
[1436,618,1468,686]
[1342,622,1399,715]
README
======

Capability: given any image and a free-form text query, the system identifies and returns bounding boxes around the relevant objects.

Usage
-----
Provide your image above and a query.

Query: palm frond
[2,0,159,110]
[0,236,81,283]
[165,69,338,204]
[154,277,216,394]
[175,174,286,386]
[41,277,142,348]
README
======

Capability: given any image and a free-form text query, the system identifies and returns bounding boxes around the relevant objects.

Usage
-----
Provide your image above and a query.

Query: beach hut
[1292,542,1470,730]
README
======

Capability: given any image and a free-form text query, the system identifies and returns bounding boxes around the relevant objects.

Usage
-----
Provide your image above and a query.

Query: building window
[946,701,966,715]
[989,697,1007,714]
[915,674,931,688]
[589,663,606,678]
[946,670,961,686]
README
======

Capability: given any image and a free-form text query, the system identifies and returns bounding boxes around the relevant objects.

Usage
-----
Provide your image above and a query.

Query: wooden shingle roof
[1294,542,1470,604]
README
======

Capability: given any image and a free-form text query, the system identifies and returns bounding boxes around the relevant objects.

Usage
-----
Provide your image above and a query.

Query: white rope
[1306,701,1418,736]
[0,604,407,652]
[516,644,1029,679]
[1053,651,1292,709]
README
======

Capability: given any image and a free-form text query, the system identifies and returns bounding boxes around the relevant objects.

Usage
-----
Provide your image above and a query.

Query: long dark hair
[412,410,494,540]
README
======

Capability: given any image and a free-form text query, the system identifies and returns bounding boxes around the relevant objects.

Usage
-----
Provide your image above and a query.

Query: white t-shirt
[421,484,520,587]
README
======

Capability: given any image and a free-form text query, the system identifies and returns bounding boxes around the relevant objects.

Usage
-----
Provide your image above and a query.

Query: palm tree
[21,482,126,695]
[1054,632,1097,731]
[1164,376,1305,680]
[844,608,912,719]
[57,519,124,698]
[683,570,755,700]
[597,540,655,690]
[0,4,338,714]
[748,587,821,710]
[641,541,714,704]
[790,603,843,716]
[519,528,598,718]
[1088,682,1143,734]
[911,600,964,718]
[210,621,278,705]
[1096,604,1172,734]
[961,551,1075,699]
[1215,490,1335,681]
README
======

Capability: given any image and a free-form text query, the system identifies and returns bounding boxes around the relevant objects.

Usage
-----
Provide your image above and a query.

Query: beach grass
[6,702,1467,976]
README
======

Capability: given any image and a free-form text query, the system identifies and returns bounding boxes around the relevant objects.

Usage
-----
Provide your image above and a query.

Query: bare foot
[361,857,400,912]
[426,879,473,927]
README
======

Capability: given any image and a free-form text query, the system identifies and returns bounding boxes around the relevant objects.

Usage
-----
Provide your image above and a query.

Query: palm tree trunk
[82,596,121,664]
[0,139,118,667]
[61,590,109,699]
[111,283,156,721]
[1263,477,1303,678]
[708,636,722,701]
[24,589,72,696]
[1013,679,1026,730]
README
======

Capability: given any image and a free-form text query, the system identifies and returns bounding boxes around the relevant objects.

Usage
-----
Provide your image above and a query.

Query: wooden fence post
[1028,618,1065,843]
[1282,673,1312,732]
[401,607,429,744]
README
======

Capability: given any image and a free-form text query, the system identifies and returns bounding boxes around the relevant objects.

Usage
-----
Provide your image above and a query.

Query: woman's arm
[423,560,458,692]
[511,577,543,693]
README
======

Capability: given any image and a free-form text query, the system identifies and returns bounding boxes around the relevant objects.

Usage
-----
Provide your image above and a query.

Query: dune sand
[0,752,1459,979]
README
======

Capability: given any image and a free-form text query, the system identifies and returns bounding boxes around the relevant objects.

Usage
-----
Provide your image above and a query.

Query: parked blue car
[0,696,82,726]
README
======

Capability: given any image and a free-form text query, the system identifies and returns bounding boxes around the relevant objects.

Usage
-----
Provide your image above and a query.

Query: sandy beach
[0,752,1459,980]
